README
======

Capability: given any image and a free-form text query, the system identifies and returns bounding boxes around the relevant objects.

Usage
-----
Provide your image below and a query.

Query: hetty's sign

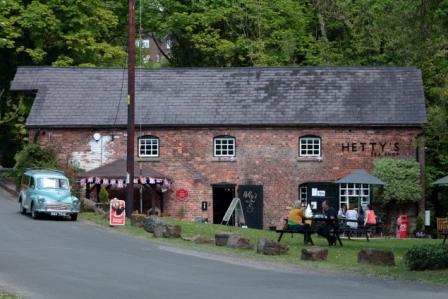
[110,198,126,226]
[341,141,400,157]
[176,188,189,201]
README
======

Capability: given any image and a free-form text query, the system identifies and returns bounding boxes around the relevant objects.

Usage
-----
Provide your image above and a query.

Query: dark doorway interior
[212,184,236,224]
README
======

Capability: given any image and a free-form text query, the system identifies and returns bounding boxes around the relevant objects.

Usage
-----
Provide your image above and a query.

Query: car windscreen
[37,177,69,189]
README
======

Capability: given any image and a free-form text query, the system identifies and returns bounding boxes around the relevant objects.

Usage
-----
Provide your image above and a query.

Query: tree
[142,0,320,66]
[373,158,422,205]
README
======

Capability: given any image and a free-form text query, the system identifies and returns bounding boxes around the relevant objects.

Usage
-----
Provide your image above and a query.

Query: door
[238,185,263,229]
[212,184,236,224]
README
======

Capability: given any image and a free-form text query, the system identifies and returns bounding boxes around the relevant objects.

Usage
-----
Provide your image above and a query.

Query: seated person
[338,203,347,218]
[317,199,339,246]
[285,201,312,245]
[345,208,358,229]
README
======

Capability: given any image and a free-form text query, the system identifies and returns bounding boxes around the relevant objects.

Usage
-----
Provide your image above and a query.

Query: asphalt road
[0,188,447,299]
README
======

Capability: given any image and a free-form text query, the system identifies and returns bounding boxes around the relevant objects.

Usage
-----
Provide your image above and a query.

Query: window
[139,135,159,158]
[136,39,150,48]
[37,178,69,189]
[339,184,370,210]
[299,136,321,157]
[214,136,236,157]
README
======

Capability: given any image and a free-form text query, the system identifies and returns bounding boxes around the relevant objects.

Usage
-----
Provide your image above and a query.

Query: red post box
[396,215,408,239]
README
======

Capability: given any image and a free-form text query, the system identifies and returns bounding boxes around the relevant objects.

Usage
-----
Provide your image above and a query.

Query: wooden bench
[276,219,342,246]
[275,229,314,245]
[339,219,380,242]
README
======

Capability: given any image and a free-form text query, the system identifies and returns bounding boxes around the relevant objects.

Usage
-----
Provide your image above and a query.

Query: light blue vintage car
[18,169,80,221]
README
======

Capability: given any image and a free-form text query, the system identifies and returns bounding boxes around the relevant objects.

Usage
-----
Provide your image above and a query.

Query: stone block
[358,249,395,266]
[301,246,328,261]
[257,239,289,255]
[215,233,233,246]
[131,214,147,228]
[191,235,213,244]
[226,234,253,250]
[144,216,166,233]
[164,224,182,238]
[153,223,168,238]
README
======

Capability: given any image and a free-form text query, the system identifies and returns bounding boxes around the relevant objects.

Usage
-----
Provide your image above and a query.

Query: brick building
[11,67,426,229]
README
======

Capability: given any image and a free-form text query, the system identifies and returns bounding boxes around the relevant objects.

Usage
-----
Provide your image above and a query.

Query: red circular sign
[176,188,189,201]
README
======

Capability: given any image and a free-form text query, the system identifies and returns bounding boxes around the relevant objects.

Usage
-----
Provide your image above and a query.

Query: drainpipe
[417,132,426,218]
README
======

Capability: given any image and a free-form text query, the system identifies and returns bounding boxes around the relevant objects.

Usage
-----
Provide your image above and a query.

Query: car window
[30,177,35,189]
[37,177,69,189]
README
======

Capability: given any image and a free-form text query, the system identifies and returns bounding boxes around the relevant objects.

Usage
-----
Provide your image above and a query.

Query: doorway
[212,184,236,224]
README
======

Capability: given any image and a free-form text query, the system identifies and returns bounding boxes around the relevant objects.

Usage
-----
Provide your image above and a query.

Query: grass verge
[0,290,21,299]
[79,212,448,285]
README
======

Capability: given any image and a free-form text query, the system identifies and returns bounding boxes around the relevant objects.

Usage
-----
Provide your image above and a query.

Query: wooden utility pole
[126,0,136,217]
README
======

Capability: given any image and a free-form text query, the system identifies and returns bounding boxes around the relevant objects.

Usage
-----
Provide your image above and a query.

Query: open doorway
[212,184,235,224]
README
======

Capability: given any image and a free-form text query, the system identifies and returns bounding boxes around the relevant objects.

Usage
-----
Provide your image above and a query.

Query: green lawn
[80,212,448,285]
[0,291,21,299]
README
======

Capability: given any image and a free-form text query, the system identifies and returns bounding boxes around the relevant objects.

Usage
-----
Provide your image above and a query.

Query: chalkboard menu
[238,185,263,229]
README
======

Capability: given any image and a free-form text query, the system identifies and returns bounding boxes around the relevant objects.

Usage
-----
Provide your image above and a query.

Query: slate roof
[10,66,427,128]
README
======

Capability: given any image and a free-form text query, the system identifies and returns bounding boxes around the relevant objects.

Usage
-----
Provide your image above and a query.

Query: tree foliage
[142,0,320,66]
[373,158,422,205]
[1,0,126,67]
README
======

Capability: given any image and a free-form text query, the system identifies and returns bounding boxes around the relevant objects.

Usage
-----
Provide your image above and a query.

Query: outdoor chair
[436,217,448,244]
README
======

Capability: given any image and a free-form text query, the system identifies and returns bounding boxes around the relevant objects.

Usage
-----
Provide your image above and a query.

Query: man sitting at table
[317,199,339,246]
[285,201,312,245]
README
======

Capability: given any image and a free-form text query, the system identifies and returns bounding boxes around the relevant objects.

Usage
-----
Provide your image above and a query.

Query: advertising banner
[110,198,126,226]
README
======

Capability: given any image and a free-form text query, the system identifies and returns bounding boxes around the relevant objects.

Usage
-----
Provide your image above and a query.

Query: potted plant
[96,185,110,212]
[414,215,426,238]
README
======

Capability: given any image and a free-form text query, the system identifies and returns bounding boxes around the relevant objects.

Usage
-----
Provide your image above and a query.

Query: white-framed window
[214,136,236,157]
[139,135,159,158]
[339,183,370,210]
[135,39,150,48]
[299,186,307,207]
[299,136,321,157]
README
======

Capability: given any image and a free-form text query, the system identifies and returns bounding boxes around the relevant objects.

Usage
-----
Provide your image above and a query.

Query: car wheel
[31,203,39,219]
[19,201,26,214]
[70,213,78,221]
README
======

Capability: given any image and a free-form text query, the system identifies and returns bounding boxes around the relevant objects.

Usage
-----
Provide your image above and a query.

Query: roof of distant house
[10,66,427,128]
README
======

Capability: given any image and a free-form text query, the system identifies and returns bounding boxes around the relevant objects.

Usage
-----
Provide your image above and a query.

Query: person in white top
[345,208,358,229]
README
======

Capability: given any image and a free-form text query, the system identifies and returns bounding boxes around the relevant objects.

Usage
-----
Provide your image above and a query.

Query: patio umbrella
[335,169,386,185]
[432,175,448,185]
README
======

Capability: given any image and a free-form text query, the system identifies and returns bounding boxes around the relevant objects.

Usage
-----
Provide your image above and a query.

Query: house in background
[10,66,426,229]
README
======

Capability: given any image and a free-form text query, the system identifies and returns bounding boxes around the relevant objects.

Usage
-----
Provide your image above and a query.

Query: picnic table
[276,215,343,246]
[276,216,374,245]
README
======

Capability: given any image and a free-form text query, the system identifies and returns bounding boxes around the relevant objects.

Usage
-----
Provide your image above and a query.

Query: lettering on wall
[341,142,400,157]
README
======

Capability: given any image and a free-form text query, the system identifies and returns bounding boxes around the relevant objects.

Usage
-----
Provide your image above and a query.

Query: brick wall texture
[30,127,422,227]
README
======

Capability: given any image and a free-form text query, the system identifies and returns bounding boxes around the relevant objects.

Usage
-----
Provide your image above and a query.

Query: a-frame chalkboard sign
[221,197,246,227]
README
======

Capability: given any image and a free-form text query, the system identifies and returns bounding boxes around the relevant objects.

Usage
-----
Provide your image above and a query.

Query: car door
[24,176,36,210]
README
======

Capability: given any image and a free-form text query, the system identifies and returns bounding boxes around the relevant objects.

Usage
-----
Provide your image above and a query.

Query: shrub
[373,158,421,205]
[415,216,424,231]
[9,143,58,187]
[404,244,448,271]
[98,186,109,203]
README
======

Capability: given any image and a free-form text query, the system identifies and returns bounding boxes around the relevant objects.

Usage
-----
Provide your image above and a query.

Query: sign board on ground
[110,198,126,226]
[221,197,245,227]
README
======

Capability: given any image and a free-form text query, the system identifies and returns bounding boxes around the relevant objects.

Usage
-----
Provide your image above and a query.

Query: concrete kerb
[0,177,18,197]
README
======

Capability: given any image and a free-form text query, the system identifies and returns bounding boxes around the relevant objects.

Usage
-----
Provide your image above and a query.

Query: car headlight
[38,197,46,204]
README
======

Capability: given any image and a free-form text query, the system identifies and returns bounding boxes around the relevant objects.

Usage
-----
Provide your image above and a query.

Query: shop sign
[341,141,400,157]
[110,198,125,226]
[176,188,189,201]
